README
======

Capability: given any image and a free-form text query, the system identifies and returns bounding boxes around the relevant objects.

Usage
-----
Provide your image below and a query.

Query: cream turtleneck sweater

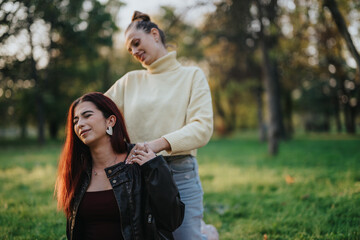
[105,51,213,156]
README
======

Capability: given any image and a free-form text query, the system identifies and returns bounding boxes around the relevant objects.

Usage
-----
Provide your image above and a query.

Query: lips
[137,53,145,62]
[80,129,90,137]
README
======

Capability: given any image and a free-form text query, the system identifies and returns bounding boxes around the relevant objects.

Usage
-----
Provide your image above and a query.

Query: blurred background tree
[0,0,359,155]
[0,0,123,143]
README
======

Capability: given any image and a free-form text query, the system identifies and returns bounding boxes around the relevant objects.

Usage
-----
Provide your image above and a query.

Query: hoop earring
[106,126,113,136]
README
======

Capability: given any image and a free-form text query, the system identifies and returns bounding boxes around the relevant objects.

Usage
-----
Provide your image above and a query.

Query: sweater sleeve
[162,69,213,154]
[141,156,185,231]
[104,74,127,112]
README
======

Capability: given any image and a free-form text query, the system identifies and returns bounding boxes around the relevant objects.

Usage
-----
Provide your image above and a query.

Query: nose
[132,47,140,57]
[77,118,85,129]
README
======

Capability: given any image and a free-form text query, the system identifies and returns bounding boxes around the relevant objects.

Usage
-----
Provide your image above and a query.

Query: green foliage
[0,135,359,239]
[200,0,360,135]
[277,0,360,133]
[0,0,123,139]
[201,1,261,134]
[1,0,360,140]
[157,6,205,61]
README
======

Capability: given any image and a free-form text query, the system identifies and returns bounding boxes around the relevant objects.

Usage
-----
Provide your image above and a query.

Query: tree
[323,0,360,133]
[254,0,286,155]
[0,0,122,141]
[201,1,262,135]
[324,0,360,72]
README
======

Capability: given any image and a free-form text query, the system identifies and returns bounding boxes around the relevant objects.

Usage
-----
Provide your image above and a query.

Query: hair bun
[131,11,150,22]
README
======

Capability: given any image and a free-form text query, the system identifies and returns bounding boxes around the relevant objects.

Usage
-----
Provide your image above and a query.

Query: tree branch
[324,0,360,72]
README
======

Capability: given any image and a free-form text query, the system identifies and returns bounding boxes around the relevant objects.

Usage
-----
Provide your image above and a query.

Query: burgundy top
[77,189,123,240]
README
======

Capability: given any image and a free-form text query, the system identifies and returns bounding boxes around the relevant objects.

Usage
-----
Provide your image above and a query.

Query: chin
[143,59,153,66]
[81,137,93,146]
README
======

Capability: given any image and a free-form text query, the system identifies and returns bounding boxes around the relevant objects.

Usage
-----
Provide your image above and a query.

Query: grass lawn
[0,135,359,239]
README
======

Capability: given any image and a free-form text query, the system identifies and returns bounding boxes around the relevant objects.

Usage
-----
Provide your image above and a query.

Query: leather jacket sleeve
[140,155,185,232]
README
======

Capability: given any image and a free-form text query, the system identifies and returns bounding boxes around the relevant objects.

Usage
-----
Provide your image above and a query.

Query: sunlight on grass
[0,165,56,192]
[199,163,283,192]
[0,161,64,240]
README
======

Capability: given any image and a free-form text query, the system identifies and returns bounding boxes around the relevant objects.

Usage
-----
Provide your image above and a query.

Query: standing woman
[105,11,213,240]
[55,92,184,240]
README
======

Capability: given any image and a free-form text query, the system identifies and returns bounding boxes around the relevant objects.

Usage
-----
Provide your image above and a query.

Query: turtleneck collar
[143,51,181,74]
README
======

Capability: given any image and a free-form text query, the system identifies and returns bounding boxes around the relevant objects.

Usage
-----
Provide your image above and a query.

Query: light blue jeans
[164,155,207,240]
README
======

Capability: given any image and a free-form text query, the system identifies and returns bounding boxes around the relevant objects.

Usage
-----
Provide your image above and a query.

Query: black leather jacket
[67,150,185,240]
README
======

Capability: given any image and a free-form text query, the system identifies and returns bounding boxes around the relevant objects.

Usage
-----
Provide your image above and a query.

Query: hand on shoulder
[126,143,156,166]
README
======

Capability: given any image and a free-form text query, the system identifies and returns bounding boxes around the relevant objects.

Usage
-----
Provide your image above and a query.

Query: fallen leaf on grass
[285,174,295,184]
[264,234,268,240]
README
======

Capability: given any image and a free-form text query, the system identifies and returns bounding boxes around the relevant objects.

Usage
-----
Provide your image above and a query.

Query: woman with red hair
[55,92,184,240]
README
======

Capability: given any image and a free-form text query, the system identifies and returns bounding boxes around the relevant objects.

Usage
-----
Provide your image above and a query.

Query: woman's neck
[156,47,168,60]
[89,139,117,169]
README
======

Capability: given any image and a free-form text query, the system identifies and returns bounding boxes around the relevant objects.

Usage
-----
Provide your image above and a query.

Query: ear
[150,28,160,41]
[106,115,116,128]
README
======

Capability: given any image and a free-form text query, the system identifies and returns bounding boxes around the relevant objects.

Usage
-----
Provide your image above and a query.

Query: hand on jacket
[126,143,156,166]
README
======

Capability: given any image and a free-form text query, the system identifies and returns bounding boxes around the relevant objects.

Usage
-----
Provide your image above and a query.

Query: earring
[106,126,113,136]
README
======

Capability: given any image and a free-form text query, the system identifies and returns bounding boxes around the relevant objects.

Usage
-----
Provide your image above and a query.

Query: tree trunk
[324,0,359,134]
[344,103,356,133]
[27,11,45,145]
[257,0,284,155]
[338,74,357,134]
[283,91,293,139]
[324,0,360,72]
[256,86,267,142]
[271,60,286,139]
[102,58,111,92]
[333,96,342,133]
[262,47,280,155]
[212,90,228,135]
[20,121,27,139]
[49,120,59,139]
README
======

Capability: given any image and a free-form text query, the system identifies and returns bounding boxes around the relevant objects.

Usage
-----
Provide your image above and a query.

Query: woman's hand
[126,143,156,165]
[126,137,171,164]
[126,142,147,164]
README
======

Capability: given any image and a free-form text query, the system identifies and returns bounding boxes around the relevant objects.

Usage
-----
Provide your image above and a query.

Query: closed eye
[133,40,140,47]
[128,39,140,53]
[73,111,93,125]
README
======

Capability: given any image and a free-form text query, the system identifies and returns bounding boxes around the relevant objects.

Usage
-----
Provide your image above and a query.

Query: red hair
[55,92,130,217]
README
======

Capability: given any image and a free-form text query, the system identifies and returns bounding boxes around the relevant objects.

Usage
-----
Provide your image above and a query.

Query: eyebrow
[73,110,94,120]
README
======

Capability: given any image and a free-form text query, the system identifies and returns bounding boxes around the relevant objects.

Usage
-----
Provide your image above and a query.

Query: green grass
[199,135,360,240]
[0,135,359,239]
[0,142,65,240]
